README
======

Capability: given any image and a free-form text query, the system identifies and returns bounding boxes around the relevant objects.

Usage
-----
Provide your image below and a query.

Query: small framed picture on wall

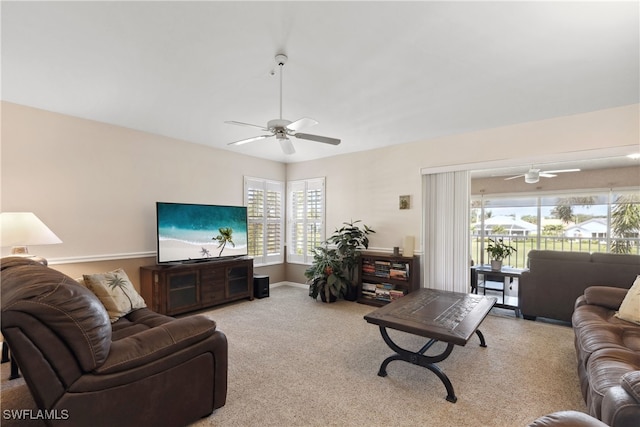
[399,195,410,210]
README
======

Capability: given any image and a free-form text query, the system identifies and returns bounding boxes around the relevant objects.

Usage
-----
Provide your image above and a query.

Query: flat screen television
[156,202,248,264]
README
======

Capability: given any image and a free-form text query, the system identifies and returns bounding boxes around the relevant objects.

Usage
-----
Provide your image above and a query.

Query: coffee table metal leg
[475,329,487,347]
[377,326,458,403]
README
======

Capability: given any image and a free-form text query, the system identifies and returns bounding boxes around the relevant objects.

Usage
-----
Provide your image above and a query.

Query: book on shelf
[375,288,391,302]
[389,262,409,280]
[362,282,378,292]
[362,259,376,275]
[389,289,406,300]
[373,283,395,302]
[374,260,391,278]
[389,269,407,280]
[362,290,376,299]
[361,282,379,300]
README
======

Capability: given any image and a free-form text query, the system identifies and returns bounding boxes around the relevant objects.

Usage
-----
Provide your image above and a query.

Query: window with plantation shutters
[287,177,325,264]
[244,177,284,265]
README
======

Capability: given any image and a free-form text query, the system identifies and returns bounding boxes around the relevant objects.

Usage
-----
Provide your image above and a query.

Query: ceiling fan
[503,167,581,184]
[225,54,341,155]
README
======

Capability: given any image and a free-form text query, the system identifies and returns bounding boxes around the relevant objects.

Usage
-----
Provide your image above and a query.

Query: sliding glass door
[471,189,640,268]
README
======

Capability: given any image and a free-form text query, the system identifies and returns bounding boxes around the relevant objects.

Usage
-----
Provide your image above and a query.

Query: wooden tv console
[140,257,254,315]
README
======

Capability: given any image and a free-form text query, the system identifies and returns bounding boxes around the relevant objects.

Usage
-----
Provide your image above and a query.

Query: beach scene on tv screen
[157,203,248,262]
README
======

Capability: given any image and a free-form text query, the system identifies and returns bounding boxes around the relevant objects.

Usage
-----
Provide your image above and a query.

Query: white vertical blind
[244,177,284,265]
[287,177,325,264]
[423,171,470,293]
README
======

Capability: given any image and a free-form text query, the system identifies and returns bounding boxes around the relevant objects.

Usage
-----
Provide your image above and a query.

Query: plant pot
[490,260,503,271]
[320,291,337,303]
[344,285,358,301]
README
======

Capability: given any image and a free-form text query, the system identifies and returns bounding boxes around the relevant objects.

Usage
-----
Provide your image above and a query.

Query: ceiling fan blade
[286,117,318,132]
[491,171,522,177]
[228,135,272,146]
[504,175,525,181]
[224,120,269,131]
[539,173,557,178]
[279,138,296,155]
[542,169,581,174]
[294,133,341,145]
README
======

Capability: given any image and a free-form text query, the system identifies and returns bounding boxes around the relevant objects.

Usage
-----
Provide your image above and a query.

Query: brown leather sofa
[572,286,640,427]
[528,410,608,426]
[1,257,227,427]
[520,250,640,322]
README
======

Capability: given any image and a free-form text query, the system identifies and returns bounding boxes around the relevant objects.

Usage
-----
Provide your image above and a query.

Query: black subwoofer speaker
[253,275,269,298]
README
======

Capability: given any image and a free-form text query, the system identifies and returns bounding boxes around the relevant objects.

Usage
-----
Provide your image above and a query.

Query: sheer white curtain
[422,170,470,293]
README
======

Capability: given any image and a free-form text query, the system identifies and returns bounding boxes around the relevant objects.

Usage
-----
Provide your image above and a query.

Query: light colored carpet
[1,284,586,426]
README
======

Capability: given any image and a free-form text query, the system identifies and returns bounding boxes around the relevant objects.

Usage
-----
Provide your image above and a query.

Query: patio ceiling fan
[503,167,581,184]
[225,54,341,155]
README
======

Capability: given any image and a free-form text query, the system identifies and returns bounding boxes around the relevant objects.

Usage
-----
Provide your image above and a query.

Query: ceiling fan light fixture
[279,138,295,155]
[524,171,539,184]
[274,127,288,139]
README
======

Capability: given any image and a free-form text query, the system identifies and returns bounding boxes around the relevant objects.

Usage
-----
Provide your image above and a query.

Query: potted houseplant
[304,245,348,302]
[486,237,516,271]
[326,220,375,301]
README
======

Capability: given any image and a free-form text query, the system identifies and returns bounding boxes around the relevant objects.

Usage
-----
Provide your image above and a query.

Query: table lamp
[0,212,62,265]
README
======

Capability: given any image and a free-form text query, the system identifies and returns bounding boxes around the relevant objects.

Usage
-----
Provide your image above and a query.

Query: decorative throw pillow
[615,275,640,325]
[83,268,146,323]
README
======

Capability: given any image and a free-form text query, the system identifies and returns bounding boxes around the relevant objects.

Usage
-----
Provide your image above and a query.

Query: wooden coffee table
[364,288,497,403]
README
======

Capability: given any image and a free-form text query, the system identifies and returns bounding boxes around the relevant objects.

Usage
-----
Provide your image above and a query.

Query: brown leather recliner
[528,410,609,427]
[1,257,227,427]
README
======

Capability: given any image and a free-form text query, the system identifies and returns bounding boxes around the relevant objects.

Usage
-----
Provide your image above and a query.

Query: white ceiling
[2,1,639,164]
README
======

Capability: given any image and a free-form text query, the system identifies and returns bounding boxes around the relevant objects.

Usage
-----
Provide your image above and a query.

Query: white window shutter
[287,178,325,264]
[245,177,284,265]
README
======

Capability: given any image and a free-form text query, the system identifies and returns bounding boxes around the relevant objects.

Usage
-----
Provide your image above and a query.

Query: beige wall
[285,104,639,283]
[50,257,156,291]
[2,102,638,287]
[1,102,287,283]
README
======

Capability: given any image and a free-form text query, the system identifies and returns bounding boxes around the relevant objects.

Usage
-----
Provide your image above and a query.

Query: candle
[403,236,415,257]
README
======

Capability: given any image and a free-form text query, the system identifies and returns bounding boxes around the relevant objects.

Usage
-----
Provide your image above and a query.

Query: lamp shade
[0,212,62,248]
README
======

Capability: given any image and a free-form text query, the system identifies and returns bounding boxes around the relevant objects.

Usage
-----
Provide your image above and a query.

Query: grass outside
[471,237,610,269]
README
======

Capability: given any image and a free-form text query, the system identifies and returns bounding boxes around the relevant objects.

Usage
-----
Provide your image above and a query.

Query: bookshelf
[357,252,420,306]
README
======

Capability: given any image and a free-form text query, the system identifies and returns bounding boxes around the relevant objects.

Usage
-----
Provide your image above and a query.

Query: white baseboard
[271,281,306,289]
